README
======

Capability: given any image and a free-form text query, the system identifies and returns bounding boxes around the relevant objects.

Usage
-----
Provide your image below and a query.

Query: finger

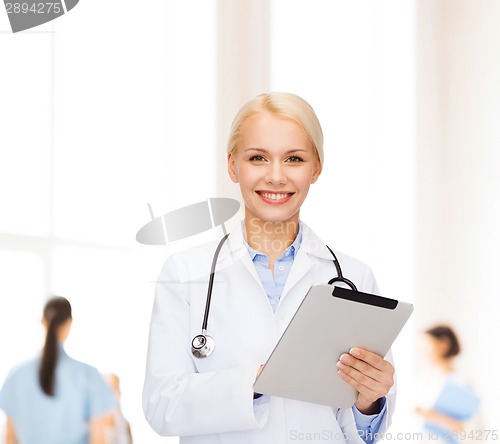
[338,353,390,384]
[349,348,390,372]
[336,360,393,397]
[337,367,380,401]
[348,348,395,380]
[337,353,394,388]
[337,361,379,390]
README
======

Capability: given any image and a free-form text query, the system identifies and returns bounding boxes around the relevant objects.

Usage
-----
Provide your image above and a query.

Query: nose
[265,161,287,185]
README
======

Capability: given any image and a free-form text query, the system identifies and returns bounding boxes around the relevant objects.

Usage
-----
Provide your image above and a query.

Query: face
[418,333,449,364]
[228,111,321,226]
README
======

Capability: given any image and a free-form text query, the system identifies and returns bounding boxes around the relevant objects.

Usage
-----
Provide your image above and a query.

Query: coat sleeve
[142,255,269,437]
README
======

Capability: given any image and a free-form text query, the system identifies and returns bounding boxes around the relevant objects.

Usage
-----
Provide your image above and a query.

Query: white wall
[417,0,500,428]
[0,1,217,443]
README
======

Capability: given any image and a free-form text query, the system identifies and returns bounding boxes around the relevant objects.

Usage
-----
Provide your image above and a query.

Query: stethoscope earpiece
[191,333,215,359]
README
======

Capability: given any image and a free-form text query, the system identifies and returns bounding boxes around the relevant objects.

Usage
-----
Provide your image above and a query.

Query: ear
[310,157,322,184]
[438,337,451,358]
[227,152,239,183]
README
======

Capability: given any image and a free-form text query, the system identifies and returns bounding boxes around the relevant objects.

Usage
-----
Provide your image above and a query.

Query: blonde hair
[227,92,324,166]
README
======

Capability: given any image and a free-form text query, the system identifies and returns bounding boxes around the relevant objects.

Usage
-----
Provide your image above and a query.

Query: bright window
[0,1,216,443]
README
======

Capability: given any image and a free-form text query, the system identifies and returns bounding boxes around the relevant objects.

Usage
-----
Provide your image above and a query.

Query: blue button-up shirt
[243,223,303,313]
[244,222,386,443]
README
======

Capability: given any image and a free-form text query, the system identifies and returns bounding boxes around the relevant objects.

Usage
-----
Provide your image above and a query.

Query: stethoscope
[191,234,358,358]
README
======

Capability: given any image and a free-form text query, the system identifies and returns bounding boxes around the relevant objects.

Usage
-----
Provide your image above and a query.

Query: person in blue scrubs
[415,325,481,443]
[0,296,116,444]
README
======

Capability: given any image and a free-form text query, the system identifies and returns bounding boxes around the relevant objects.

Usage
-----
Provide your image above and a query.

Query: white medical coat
[143,221,396,443]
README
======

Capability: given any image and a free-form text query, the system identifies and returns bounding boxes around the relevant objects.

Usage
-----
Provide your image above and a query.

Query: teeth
[261,192,290,200]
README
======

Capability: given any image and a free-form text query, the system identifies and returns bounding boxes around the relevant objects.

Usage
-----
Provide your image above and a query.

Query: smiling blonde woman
[143,92,396,444]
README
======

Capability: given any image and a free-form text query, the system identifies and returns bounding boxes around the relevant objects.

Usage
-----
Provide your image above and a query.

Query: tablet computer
[253,284,413,408]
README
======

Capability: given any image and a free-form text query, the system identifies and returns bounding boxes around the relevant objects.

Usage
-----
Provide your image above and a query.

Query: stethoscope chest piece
[191,333,215,358]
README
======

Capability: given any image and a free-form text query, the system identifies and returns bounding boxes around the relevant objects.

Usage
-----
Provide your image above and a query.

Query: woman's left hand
[336,347,394,415]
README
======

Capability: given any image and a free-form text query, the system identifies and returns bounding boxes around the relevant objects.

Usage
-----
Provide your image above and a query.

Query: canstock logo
[4,0,79,33]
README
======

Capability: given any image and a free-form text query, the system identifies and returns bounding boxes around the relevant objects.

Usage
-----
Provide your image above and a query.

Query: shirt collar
[58,343,68,357]
[219,218,334,264]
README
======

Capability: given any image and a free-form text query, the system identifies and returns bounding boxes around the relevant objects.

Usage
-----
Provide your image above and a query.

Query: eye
[249,155,266,162]
[286,156,304,163]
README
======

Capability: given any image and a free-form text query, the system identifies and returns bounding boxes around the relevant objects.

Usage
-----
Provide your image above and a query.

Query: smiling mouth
[256,191,295,203]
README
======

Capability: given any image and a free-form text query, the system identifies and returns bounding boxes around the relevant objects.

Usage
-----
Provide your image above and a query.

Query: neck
[435,358,454,373]
[244,211,299,259]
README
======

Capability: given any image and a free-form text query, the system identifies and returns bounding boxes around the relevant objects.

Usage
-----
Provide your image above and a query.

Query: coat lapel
[217,220,264,289]
[280,221,332,299]
[280,246,314,299]
[217,219,333,308]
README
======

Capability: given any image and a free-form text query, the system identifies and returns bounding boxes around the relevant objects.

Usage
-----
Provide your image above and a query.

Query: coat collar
[217,219,333,297]
[297,221,335,261]
[219,219,331,261]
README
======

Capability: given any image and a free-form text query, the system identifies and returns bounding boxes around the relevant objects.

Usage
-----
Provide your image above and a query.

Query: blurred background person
[0,296,116,444]
[414,325,481,443]
[104,373,133,444]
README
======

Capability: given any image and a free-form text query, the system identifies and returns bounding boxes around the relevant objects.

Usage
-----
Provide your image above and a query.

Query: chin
[250,209,300,225]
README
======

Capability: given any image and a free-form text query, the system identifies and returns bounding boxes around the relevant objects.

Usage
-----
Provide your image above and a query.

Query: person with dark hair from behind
[415,325,481,443]
[0,296,116,444]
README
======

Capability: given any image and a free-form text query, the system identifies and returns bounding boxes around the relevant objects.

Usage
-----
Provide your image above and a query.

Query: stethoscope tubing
[325,245,358,292]
[201,233,230,332]
[193,234,357,358]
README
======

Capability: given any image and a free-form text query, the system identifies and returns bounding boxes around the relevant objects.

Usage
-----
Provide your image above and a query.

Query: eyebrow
[245,148,309,154]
